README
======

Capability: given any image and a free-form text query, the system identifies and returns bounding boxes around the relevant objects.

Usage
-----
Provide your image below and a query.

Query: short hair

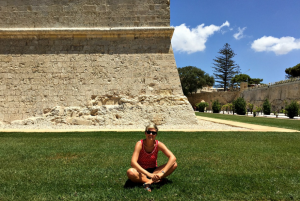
[145,124,158,132]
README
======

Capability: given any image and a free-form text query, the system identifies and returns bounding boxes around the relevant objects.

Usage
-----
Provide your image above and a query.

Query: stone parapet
[0,0,170,28]
[0,27,174,39]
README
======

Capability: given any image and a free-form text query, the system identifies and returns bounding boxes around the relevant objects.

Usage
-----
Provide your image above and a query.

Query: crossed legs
[126,162,177,185]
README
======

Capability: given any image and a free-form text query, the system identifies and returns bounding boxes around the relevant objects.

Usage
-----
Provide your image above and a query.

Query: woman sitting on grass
[126,124,177,192]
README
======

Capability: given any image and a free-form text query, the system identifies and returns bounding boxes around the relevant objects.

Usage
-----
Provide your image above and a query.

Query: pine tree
[212,43,239,91]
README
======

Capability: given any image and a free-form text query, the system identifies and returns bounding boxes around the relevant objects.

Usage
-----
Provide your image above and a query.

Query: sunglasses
[146,131,157,135]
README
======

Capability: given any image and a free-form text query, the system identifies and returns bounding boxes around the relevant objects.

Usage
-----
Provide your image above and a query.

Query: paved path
[196,116,299,132]
[0,117,298,133]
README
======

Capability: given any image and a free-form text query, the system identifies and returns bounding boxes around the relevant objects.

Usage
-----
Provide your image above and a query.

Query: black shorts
[146,167,157,179]
[146,167,157,173]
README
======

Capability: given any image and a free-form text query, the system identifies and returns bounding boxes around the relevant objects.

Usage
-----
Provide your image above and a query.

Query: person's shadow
[123,178,172,190]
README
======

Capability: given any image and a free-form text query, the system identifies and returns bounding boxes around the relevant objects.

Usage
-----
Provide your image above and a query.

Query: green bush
[221,104,228,114]
[227,103,233,113]
[196,102,209,112]
[233,97,246,115]
[285,101,299,119]
[212,100,221,113]
[247,103,254,114]
[262,99,271,115]
[255,106,262,115]
[280,109,286,114]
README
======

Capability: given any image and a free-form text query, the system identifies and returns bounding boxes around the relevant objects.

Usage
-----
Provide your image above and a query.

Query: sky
[170,0,300,85]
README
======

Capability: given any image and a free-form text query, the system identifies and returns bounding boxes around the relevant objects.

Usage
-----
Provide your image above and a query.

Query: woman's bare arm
[154,142,177,179]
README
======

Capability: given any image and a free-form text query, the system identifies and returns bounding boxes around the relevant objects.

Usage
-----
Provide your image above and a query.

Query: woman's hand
[147,173,154,179]
[151,173,163,182]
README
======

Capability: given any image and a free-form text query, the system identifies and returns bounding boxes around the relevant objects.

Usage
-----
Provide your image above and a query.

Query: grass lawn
[1,131,300,200]
[196,112,300,131]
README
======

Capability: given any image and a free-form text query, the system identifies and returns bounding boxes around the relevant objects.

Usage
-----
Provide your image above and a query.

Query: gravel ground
[0,119,249,131]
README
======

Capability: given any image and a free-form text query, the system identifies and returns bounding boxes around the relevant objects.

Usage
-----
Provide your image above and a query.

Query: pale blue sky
[170,0,300,84]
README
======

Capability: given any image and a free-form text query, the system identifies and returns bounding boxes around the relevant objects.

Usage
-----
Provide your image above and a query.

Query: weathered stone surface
[188,91,240,109]
[41,95,198,126]
[66,117,92,126]
[0,0,199,127]
[6,95,197,127]
[11,117,45,125]
[0,0,170,28]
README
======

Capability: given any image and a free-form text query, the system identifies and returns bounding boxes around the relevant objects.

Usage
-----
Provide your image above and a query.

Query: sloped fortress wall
[0,0,198,127]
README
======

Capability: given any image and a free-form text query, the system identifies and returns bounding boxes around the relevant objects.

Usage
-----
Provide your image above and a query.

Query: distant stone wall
[241,81,300,111]
[187,81,300,112]
[0,0,170,28]
[187,91,240,109]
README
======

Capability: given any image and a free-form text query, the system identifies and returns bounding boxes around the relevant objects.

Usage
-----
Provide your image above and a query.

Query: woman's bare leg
[127,168,154,192]
[126,168,153,184]
[153,162,177,179]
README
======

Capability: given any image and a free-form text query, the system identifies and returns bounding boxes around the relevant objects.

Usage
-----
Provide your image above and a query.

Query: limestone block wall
[187,91,240,109]
[187,81,300,112]
[0,32,192,123]
[0,0,170,28]
[0,0,199,126]
[241,82,300,111]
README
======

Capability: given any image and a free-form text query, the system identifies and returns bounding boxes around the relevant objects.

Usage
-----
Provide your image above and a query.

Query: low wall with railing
[188,78,300,111]
[241,80,300,111]
[245,77,300,91]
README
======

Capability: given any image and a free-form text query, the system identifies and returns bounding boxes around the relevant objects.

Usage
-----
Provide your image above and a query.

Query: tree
[250,78,264,85]
[196,102,209,112]
[285,63,300,78]
[233,97,246,115]
[178,66,215,96]
[231,74,250,86]
[254,106,262,115]
[262,99,271,115]
[231,74,263,87]
[221,104,227,114]
[212,43,239,91]
[285,101,299,119]
[247,103,254,114]
[212,100,221,113]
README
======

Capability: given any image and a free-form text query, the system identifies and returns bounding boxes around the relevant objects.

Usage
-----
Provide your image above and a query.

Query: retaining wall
[187,81,300,111]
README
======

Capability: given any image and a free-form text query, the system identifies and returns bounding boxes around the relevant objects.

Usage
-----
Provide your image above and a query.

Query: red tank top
[137,139,159,169]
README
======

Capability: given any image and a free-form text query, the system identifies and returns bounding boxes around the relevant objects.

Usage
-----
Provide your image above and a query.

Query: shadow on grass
[124,179,140,189]
[124,178,173,190]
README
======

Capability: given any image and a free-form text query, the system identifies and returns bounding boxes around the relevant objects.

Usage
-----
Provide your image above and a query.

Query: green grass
[196,112,300,131]
[1,131,300,200]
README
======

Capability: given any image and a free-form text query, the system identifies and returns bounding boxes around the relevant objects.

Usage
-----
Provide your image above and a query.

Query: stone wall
[187,81,300,112]
[0,0,170,28]
[0,0,199,127]
[241,81,300,111]
[0,33,185,123]
[187,91,240,109]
